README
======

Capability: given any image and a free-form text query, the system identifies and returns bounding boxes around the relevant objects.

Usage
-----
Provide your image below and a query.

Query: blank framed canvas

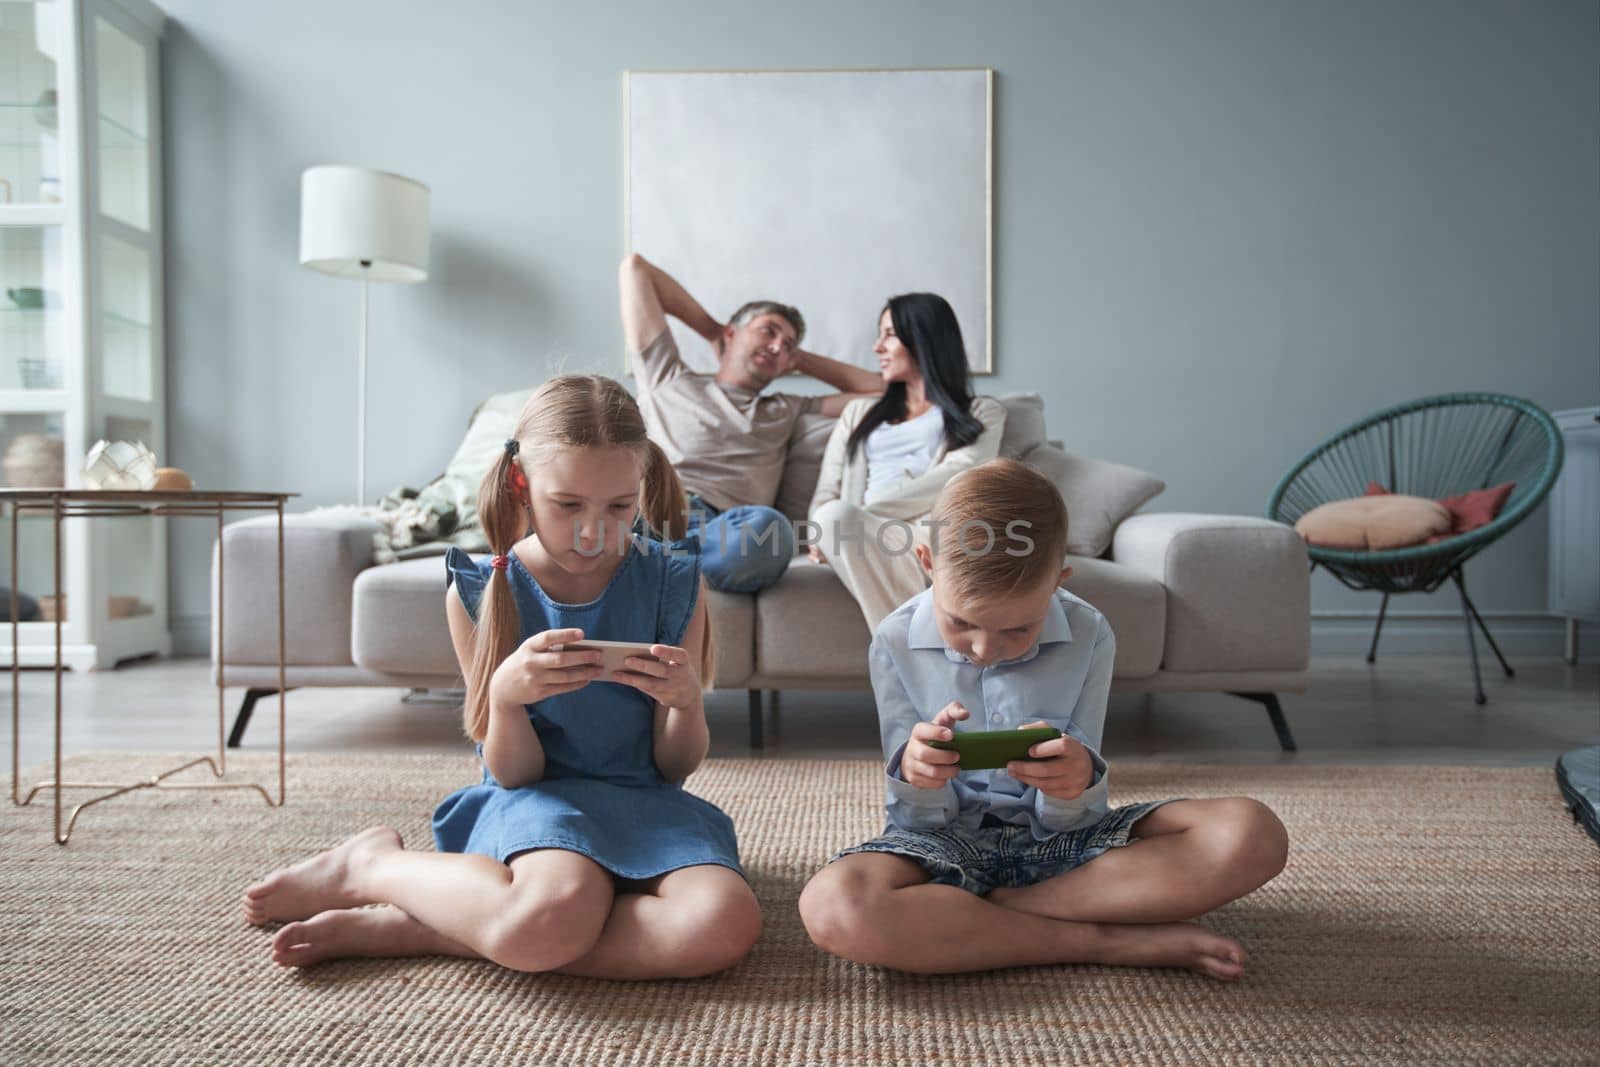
[624,69,993,375]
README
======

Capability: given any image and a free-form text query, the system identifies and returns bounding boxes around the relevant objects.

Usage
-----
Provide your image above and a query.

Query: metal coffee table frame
[5,489,294,844]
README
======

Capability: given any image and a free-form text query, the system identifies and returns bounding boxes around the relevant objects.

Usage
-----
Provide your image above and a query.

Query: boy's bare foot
[270,905,471,968]
[1096,921,1247,981]
[242,825,403,926]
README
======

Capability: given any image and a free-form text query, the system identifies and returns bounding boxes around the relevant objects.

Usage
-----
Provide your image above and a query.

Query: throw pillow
[1024,444,1167,557]
[442,388,535,526]
[1364,480,1516,541]
[996,392,1047,459]
[1294,495,1452,550]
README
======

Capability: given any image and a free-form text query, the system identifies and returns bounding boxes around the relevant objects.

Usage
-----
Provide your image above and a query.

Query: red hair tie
[490,555,510,571]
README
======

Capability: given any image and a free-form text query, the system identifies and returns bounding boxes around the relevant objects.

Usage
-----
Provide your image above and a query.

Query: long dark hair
[846,293,982,460]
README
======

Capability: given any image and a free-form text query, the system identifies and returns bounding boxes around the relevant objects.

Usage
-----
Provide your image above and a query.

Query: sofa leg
[1228,692,1297,752]
[226,687,281,749]
[747,689,764,750]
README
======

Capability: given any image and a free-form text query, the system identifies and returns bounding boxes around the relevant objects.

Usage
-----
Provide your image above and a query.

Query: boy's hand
[1006,720,1094,800]
[901,701,968,789]
[613,643,701,711]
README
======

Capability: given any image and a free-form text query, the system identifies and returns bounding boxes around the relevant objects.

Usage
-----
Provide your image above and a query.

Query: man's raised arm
[796,348,885,397]
[619,253,723,355]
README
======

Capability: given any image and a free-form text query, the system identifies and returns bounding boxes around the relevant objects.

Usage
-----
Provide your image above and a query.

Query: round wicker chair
[1268,393,1564,704]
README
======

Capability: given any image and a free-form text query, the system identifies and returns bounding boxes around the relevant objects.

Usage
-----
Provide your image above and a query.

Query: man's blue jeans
[686,493,796,594]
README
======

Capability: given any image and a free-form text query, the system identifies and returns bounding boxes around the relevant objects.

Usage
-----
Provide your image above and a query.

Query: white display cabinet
[0,0,166,669]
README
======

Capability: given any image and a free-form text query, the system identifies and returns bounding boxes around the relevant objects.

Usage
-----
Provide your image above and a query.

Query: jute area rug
[2,753,1596,1065]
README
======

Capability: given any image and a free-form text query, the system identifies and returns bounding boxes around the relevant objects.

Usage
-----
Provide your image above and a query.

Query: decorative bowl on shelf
[82,440,159,491]
[6,287,46,310]
[2,433,65,487]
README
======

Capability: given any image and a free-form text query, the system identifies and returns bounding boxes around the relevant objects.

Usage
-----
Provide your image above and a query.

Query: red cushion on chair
[1437,482,1516,535]
[1363,481,1515,541]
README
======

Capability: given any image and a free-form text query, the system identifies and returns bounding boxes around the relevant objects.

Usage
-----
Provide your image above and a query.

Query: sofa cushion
[351,553,758,689]
[775,412,837,523]
[755,560,875,679]
[754,556,1164,681]
[217,513,379,668]
[704,589,755,688]
[1025,445,1166,558]
[1060,555,1165,678]
[352,556,459,676]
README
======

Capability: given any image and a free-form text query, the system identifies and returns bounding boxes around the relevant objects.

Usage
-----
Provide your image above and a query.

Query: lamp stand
[357,262,370,505]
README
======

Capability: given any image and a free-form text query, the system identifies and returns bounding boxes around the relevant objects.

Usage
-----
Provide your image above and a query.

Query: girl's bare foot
[270,904,473,968]
[242,826,403,926]
[1096,921,1248,981]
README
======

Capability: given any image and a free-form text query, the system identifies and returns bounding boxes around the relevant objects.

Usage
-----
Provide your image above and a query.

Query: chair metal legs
[1367,592,1390,664]
[1451,569,1512,706]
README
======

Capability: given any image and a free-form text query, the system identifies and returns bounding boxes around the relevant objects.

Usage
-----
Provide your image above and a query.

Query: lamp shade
[299,165,430,283]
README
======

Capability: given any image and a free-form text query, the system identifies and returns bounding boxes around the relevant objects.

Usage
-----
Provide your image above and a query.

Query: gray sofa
[214,395,1310,750]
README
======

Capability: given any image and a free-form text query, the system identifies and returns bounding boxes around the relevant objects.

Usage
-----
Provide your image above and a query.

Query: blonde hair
[463,374,712,740]
[929,458,1069,603]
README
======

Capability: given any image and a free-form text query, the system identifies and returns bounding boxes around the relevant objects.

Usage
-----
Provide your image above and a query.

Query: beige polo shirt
[632,329,822,512]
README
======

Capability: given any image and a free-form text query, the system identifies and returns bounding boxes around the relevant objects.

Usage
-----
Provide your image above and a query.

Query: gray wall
[161,0,1599,655]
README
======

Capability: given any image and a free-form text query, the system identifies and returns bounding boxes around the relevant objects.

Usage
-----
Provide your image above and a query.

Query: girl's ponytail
[463,444,530,741]
[641,439,688,541]
[643,439,713,687]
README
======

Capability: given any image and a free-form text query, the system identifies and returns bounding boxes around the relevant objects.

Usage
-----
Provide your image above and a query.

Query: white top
[807,395,1008,523]
[864,407,946,505]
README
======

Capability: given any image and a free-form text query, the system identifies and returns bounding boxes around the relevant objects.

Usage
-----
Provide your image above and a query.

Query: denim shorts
[833,800,1175,896]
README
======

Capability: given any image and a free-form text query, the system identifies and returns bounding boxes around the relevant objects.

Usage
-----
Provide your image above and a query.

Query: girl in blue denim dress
[243,375,761,978]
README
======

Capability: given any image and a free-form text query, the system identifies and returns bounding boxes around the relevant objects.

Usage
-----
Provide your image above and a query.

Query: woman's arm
[807,398,867,519]
[859,396,1008,522]
[446,589,547,789]
[645,582,712,783]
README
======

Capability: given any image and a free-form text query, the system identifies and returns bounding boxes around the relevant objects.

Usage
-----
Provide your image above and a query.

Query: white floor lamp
[299,165,430,504]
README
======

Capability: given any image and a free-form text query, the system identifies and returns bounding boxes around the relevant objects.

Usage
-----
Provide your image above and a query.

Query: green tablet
[925,726,1062,771]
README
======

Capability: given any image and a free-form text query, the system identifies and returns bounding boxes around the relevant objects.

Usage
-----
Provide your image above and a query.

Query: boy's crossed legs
[799,797,1287,979]
[242,826,762,979]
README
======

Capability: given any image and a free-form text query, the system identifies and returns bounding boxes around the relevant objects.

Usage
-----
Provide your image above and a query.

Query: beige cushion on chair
[1294,495,1451,551]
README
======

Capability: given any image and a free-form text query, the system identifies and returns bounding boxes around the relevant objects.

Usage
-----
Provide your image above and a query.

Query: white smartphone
[563,639,661,681]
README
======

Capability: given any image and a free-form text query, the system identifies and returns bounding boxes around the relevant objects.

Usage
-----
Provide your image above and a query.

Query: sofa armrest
[1111,513,1309,674]
[212,512,382,671]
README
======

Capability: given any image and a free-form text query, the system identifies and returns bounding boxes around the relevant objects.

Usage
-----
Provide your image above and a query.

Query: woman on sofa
[808,293,1006,629]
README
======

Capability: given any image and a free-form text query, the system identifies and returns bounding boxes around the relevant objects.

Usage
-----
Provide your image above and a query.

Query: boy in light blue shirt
[799,459,1289,979]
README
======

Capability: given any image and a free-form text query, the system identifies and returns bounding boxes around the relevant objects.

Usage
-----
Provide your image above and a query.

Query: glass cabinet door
[99,229,149,400]
[0,2,61,210]
[0,223,65,390]
[93,12,146,230]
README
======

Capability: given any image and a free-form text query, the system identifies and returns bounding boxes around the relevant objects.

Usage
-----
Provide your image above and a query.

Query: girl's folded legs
[247,832,759,979]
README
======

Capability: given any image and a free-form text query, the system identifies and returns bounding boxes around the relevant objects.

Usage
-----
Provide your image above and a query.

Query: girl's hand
[901,701,968,789]
[613,644,701,710]
[488,628,604,708]
[1006,720,1094,799]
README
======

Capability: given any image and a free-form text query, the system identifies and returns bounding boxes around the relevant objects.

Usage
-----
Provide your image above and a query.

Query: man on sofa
[618,253,881,592]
